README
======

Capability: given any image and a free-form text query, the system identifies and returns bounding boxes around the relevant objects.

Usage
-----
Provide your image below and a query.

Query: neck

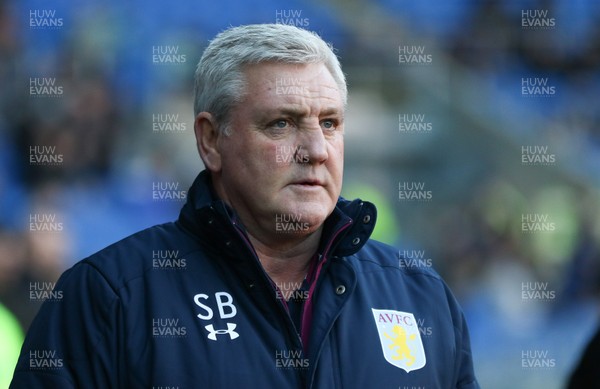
[210,176,323,286]
[247,228,322,288]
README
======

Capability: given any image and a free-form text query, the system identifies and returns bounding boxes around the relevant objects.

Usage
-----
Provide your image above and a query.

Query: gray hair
[193,23,347,135]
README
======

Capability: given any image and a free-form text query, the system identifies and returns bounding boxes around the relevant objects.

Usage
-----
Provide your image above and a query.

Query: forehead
[241,62,343,109]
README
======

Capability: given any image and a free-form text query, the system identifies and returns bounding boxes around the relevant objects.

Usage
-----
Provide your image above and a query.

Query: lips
[291,178,324,186]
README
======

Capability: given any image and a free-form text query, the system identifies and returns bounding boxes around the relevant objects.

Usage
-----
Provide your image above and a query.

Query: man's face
[214,62,345,237]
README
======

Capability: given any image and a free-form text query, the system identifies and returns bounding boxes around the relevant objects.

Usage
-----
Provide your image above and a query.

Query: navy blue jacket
[11,171,479,388]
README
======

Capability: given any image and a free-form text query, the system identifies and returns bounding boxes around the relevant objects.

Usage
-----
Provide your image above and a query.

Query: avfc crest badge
[371,309,426,372]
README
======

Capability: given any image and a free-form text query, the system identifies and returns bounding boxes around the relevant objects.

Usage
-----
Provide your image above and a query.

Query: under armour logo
[204,323,239,341]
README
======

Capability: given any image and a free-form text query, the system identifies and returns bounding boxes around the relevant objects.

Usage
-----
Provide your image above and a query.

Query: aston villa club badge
[371,308,426,372]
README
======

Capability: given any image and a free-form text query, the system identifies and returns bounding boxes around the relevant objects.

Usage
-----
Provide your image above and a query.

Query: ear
[194,112,222,173]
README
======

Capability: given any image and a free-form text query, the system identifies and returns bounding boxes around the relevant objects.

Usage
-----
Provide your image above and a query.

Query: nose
[296,123,328,164]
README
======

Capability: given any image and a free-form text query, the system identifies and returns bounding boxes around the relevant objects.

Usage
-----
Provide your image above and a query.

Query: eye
[274,120,289,129]
[321,119,337,131]
[265,119,295,137]
[267,119,293,130]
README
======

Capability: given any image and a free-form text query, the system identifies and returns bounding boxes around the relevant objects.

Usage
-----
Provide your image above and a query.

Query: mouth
[291,178,324,187]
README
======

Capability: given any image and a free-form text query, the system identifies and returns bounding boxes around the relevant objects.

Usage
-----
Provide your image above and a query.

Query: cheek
[238,144,288,189]
[329,141,344,171]
[329,143,344,194]
[223,137,274,173]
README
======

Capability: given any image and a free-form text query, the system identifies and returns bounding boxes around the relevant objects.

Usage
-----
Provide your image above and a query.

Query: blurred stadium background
[1,0,600,387]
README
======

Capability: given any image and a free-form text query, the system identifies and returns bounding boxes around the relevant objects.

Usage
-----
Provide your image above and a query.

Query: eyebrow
[320,107,344,117]
[266,105,344,118]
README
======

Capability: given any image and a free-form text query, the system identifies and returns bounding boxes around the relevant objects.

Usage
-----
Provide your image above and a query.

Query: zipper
[306,257,356,389]
[300,218,353,350]
[305,218,356,389]
[229,214,355,388]
[230,220,306,385]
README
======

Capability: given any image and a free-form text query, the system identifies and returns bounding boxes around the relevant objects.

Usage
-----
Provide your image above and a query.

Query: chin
[270,202,326,231]
[298,208,332,231]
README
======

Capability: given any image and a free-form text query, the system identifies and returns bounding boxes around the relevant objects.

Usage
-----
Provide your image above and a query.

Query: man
[568,324,600,388]
[11,24,479,388]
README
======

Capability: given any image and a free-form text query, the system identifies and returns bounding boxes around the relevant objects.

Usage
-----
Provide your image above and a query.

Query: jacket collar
[178,170,377,258]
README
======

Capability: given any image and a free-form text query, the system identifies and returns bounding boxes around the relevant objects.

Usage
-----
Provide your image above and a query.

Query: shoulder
[71,221,201,292]
[344,239,466,312]
[347,239,470,327]
[348,238,442,281]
